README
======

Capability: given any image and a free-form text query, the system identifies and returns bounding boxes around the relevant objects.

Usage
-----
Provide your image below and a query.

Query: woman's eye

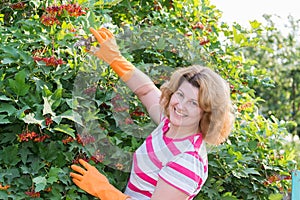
[176,91,183,97]
[191,101,199,107]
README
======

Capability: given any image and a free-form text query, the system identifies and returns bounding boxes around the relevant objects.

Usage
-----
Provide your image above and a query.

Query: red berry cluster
[199,37,210,46]
[76,134,96,146]
[100,102,110,109]
[62,134,95,146]
[263,174,291,192]
[61,4,87,17]
[192,22,205,30]
[41,14,60,26]
[72,153,89,164]
[0,183,10,190]
[33,56,64,67]
[45,116,53,126]
[41,4,86,26]
[46,4,86,17]
[62,136,75,144]
[72,151,106,165]
[18,131,50,143]
[91,150,105,164]
[83,86,97,95]
[124,117,134,125]
[111,94,129,112]
[238,102,252,112]
[115,163,124,170]
[10,2,26,10]
[25,191,40,198]
[130,107,145,117]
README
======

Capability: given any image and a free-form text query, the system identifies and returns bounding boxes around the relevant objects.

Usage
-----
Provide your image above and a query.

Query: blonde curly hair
[159,65,235,145]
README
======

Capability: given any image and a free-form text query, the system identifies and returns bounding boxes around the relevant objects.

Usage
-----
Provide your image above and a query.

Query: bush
[0,0,297,199]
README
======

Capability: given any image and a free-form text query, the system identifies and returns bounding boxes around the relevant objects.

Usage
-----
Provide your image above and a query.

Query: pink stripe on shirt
[163,137,181,155]
[146,134,163,169]
[133,153,157,186]
[193,135,203,151]
[127,181,152,198]
[167,161,202,182]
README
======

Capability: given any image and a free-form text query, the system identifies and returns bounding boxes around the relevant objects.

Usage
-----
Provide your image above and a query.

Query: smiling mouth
[174,107,187,117]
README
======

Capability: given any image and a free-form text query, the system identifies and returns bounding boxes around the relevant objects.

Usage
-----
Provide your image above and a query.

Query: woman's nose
[177,98,187,109]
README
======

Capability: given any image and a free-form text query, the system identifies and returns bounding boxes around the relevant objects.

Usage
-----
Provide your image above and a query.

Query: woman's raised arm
[89,27,162,124]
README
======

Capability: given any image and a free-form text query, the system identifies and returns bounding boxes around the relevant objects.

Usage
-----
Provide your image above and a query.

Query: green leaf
[0,191,8,199]
[22,113,44,126]
[0,115,11,124]
[43,96,55,116]
[248,140,258,151]
[0,103,16,116]
[0,145,19,165]
[156,37,166,50]
[1,46,19,59]
[232,26,246,44]
[33,176,47,192]
[18,50,33,65]
[19,147,32,164]
[268,193,283,200]
[57,110,83,126]
[8,69,30,96]
[0,168,20,183]
[53,124,75,138]
[2,57,15,64]
[47,167,64,184]
[51,83,63,109]
[0,95,11,101]
[243,168,260,176]
[250,20,262,29]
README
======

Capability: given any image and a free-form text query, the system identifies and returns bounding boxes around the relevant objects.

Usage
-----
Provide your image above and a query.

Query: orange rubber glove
[70,159,130,200]
[89,27,135,81]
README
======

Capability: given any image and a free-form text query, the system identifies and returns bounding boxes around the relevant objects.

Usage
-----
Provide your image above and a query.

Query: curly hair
[159,65,235,145]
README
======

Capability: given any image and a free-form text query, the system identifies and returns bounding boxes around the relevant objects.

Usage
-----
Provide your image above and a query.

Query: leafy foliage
[0,0,297,199]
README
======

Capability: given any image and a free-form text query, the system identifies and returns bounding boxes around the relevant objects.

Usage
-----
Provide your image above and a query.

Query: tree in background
[245,14,300,136]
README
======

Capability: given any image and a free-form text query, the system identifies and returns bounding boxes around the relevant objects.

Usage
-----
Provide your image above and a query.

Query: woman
[70,27,235,200]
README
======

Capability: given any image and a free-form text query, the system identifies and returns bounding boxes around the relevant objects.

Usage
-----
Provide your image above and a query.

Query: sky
[210,0,300,32]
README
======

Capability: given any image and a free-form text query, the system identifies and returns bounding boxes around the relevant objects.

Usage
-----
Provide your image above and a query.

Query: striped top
[124,117,208,199]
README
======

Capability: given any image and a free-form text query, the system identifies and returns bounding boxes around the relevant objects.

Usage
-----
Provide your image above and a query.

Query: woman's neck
[166,123,200,139]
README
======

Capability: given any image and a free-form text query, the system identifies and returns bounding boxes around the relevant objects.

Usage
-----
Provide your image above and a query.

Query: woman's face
[168,80,204,132]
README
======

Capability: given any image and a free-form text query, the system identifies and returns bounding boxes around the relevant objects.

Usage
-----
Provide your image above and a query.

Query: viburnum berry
[115,163,124,170]
[0,183,10,190]
[45,116,53,126]
[18,131,50,143]
[10,2,26,10]
[192,22,205,30]
[18,131,38,142]
[40,14,60,26]
[72,153,89,164]
[83,86,97,95]
[33,135,50,142]
[44,3,86,18]
[199,37,210,46]
[238,102,252,112]
[33,56,64,67]
[25,190,40,198]
[76,134,95,146]
[130,107,145,117]
[45,5,63,16]
[125,117,134,125]
[62,136,75,144]
[44,187,52,192]
[62,3,87,17]
[91,150,105,163]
